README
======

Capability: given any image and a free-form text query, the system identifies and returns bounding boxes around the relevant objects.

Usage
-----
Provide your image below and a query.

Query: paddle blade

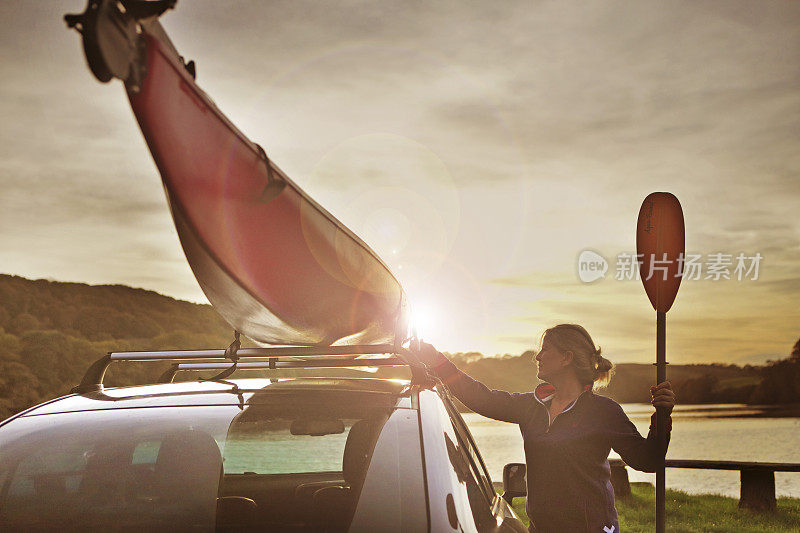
[636,192,685,312]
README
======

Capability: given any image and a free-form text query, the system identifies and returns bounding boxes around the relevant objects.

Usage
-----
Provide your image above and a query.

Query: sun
[409,299,439,342]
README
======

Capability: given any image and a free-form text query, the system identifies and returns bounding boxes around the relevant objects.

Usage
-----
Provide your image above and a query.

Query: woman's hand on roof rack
[412,341,449,368]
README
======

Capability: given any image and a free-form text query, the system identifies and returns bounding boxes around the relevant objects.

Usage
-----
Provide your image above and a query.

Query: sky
[1,1,798,364]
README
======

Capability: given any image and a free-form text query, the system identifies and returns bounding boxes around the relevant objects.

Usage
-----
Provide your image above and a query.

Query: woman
[414,323,675,533]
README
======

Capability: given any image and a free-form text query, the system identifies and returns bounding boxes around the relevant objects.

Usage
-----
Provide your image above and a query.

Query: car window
[131,440,161,464]
[222,417,354,474]
[439,390,496,499]
[426,394,496,530]
[0,386,407,532]
[6,442,91,500]
[0,406,233,532]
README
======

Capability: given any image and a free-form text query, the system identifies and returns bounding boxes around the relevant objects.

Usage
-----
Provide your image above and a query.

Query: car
[0,346,528,532]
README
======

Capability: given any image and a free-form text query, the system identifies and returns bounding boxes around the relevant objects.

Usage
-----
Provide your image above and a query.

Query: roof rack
[157,357,406,383]
[73,343,428,394]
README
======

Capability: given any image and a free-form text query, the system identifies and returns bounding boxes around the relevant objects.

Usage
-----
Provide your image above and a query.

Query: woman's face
[535,336,571,382]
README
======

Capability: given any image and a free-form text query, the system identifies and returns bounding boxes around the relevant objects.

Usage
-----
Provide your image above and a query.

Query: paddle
[636,192,684,533]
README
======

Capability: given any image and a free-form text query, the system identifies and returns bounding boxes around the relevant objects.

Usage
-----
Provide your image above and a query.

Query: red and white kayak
[66,3,409,347]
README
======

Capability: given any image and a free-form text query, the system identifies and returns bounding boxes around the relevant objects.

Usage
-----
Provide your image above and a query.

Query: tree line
[443,342,799,406]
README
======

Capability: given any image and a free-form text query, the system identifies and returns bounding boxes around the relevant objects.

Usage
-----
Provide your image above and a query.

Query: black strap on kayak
[122,0,176,18]
[203,330,241,382]
[256,144,286,202]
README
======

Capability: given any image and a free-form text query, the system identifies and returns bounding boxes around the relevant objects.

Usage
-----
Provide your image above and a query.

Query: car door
[439,389,527,531]
[437,387,528,533]
[419,389,527,532]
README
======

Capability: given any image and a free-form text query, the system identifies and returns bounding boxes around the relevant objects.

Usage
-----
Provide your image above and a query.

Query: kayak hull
[127,29,408,346]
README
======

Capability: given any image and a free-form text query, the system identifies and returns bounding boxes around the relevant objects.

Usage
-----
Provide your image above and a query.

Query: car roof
[17,377,414,417]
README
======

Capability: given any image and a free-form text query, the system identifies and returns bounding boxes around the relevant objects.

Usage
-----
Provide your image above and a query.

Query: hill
[0,274,235,419]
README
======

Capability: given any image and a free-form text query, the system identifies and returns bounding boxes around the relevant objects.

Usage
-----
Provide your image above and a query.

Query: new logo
[577,250,608,283]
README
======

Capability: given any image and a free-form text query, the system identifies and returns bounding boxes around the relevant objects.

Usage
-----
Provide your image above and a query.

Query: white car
[0,348,527,532]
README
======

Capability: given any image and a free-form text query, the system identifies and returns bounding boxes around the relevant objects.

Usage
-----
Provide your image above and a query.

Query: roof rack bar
[178,357,405,370]
[75,344,419,394]
[109,343,399,361]
[158,357,407,383]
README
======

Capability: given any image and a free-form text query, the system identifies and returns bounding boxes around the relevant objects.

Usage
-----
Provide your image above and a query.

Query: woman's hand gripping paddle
[637,192,685,533]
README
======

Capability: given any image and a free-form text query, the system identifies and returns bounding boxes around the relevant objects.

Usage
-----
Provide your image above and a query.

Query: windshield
[0,387,421,532]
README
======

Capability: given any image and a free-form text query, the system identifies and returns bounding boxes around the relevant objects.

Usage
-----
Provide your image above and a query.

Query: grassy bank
[507,484,800,532]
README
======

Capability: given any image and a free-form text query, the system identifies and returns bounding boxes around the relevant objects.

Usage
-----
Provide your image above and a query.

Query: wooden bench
[609,458,800,511]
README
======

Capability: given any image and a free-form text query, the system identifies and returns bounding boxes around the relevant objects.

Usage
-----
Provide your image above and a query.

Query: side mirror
[502,463,527,503]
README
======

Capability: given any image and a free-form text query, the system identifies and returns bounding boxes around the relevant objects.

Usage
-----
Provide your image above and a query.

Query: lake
[463,404,800,498]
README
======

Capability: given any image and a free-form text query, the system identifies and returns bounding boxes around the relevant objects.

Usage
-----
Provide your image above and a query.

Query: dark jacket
[433,359,670,533]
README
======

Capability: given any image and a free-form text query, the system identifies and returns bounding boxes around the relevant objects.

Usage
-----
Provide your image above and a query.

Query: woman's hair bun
[592,346,613,386]
[596,355,613,374]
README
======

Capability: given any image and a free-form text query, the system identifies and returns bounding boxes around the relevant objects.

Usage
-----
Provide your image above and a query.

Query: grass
[506,484,800,532]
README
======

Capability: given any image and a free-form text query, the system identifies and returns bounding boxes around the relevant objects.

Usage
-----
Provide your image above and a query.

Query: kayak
[66,3,409,347]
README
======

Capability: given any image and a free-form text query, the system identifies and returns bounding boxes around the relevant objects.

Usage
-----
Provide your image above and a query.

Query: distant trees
[9,313,40,335]
[447,339,800,406]
[449,352,541,394]
[444,353,768,406]
[747,337,800,405]
[0,359,39,416]
[446,352,484,367]
[675,374,719,404]
[0,274,236,420]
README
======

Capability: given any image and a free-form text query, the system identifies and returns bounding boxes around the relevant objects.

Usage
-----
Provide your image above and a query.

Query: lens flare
[409,299,439,340]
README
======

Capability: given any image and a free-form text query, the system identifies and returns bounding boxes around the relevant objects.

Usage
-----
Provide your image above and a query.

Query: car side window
[430,395,496,529]
[439,391,496,500]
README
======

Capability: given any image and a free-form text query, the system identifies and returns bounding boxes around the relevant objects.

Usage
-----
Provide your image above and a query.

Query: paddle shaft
[656,310,667,533]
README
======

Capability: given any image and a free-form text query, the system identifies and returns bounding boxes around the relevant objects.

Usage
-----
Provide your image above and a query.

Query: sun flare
[409,299,439,341]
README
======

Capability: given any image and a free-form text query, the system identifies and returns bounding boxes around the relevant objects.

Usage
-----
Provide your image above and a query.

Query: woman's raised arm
[414,342,534,424]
